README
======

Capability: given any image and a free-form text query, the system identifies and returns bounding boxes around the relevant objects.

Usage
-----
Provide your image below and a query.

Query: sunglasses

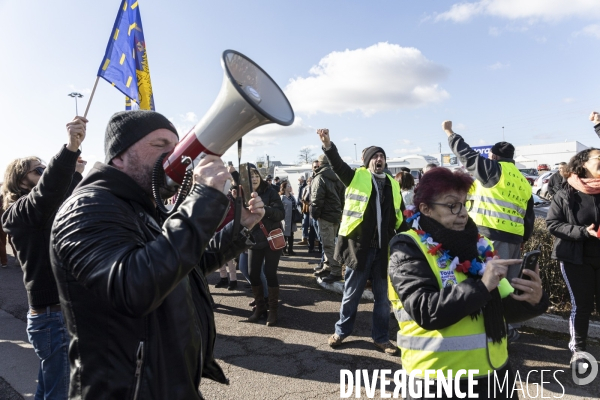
[29,166,46,176]
[587,155,600,160]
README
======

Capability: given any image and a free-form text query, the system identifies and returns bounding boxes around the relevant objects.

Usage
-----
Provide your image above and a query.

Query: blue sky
[1,0,599,177]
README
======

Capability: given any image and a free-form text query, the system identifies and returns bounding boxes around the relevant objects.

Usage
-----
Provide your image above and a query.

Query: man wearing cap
[50,110,265,399]
[2,117,87,400]
[310,154,345,283]
[443,120,534,261]
[316,129,407,354]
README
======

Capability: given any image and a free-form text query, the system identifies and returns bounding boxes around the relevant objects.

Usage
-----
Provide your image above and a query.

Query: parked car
[532,170,556,198]
[521,171,535,186]
[537,164,550,172]
[519,168,539,177]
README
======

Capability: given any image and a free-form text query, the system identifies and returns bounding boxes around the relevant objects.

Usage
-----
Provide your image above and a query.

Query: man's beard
[127,150,177,200]
[127,150,154,197]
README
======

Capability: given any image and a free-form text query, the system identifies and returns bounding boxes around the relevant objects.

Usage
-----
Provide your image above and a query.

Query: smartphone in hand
[512,250,540,295]
[238,163,253,207]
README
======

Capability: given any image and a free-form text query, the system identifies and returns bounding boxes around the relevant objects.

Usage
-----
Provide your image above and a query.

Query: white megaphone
[162,49,295,187]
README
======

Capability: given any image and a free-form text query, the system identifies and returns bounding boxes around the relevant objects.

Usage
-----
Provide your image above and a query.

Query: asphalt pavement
[1,238,599,399]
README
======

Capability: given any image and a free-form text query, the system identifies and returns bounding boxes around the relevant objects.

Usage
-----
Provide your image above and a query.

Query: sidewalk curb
[520,313,600,339]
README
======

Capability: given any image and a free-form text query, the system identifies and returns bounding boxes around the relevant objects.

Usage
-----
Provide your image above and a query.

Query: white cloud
[573,24,600,39]
[341,137,355,142]
[435,0,598,23]
[489,62,510,70]
[284,42,449,116]
[401,139,413,144]
[393,147,423,154]
[455,123,467,131]
[250,116,314,138]
[183,112,197,123]
[563,97,576,103]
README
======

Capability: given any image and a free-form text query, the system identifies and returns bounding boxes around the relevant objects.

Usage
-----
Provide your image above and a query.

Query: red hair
[413,168,474,210]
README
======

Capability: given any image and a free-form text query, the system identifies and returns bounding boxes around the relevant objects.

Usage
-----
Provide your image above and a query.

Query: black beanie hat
[491,141,515,159]
[362,146,386,168]
[104,110,179,163]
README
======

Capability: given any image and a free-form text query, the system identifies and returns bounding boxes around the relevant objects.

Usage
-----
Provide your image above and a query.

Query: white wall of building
[514,141,588,168]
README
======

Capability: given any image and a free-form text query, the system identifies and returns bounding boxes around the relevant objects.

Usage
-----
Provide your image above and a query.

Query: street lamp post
[354,143,357,161]
[502,126,505,141]
[68,92,84,115]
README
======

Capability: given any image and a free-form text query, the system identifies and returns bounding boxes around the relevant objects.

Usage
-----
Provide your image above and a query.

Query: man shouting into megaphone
[50,110,265,400]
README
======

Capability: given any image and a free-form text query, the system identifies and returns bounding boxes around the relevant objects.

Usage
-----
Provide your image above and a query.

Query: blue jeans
[238,252,268,297]
[26,308,70,400]
[334,247,390,343]
[302,213,310,239]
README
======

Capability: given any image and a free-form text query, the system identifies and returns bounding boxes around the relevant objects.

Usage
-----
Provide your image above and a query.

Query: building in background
[514,141,588,169]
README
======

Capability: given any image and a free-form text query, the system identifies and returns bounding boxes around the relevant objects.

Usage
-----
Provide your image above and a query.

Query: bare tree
[297,147,316,164]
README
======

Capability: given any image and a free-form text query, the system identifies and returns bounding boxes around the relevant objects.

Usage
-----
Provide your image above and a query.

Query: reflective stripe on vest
[387,230,512,377]
[338,167,403,236]
[468,162,531,236]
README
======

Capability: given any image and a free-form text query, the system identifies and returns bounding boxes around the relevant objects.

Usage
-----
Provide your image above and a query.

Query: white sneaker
[1,264,7,268]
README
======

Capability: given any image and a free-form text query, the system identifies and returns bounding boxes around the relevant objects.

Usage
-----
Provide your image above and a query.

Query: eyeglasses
[588,155,600,160]
[429,199,474,215]
[29,166,46,176]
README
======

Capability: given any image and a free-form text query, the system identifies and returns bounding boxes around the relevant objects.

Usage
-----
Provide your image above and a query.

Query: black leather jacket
[50,163,252,400]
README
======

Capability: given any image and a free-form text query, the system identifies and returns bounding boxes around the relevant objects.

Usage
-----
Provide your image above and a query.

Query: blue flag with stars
[97,0,155,110]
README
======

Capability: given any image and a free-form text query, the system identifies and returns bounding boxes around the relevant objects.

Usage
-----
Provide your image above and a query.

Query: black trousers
[248,246,282,287]
[561,260,600,352]
[284,236,294,253]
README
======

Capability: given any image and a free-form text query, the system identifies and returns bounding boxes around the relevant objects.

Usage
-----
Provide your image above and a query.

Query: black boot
[288,237,295,256]
[266,287,280,326]
[214,277,228,288]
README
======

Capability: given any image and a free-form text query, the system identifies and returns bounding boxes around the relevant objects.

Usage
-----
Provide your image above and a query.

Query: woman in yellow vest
[389,168,548,399]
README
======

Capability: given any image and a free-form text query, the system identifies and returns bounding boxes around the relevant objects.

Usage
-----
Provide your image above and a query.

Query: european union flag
[98,1,155,110]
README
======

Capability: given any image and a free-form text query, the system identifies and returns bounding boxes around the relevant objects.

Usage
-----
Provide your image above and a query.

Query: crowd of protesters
[1,110,599,399]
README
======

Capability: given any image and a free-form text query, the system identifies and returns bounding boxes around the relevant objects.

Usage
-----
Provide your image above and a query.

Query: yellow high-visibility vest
[338,168,403,237]
[469,162,531,236]
[388,230,514,378]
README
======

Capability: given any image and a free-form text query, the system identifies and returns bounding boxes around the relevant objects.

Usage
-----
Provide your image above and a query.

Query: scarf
[419,215,507,344]
[567,175,600,195]
[371,172,386,248]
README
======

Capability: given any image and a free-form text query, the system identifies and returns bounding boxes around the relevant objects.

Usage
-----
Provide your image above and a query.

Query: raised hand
[441,120,453,137]
[316,128,331,148]
[589,111,600,125]
[66,116,87,152]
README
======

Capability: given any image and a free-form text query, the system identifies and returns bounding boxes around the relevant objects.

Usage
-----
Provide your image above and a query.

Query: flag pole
[83,76,100,118]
